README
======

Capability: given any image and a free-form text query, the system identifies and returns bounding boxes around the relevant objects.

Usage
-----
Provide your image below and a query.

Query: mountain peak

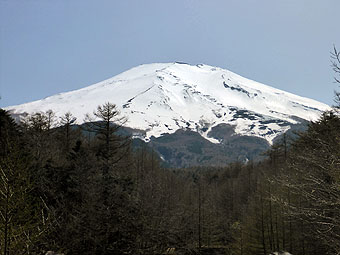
[5,62,330,144]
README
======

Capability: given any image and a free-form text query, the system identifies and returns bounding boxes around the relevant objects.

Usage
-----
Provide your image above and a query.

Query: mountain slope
[5,62,330,147]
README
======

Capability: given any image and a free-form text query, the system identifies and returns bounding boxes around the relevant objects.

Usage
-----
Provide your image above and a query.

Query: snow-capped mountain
[5,62,330,145]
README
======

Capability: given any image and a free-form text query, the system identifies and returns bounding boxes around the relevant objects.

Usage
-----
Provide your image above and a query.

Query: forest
[1,50,340,255]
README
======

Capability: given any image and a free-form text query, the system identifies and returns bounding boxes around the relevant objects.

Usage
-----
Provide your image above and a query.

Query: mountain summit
[6,62,329,146]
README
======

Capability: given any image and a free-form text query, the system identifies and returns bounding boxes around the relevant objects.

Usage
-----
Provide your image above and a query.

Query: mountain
[5,62,330,166]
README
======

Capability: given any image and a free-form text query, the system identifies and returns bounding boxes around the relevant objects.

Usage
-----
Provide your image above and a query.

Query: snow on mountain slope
[5,62,330,144]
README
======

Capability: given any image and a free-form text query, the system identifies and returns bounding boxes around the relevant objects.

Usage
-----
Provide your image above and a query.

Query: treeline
[0,102,339,255]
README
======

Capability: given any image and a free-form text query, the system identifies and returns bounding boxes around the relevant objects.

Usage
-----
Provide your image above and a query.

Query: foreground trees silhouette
[0,97,339,254]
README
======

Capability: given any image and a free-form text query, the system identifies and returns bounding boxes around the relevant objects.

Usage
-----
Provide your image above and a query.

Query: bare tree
[84,102,130,166]
[331,46,340,109]
[331,45,340,84]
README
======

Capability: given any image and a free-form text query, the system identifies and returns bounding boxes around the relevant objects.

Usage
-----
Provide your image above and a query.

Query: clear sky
[1,0,339,108]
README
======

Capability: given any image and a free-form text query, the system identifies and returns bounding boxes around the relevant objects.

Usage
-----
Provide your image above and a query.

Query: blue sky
[1,0,339,107]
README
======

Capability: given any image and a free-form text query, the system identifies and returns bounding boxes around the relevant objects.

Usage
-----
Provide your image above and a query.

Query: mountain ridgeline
[5,63,330,167]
